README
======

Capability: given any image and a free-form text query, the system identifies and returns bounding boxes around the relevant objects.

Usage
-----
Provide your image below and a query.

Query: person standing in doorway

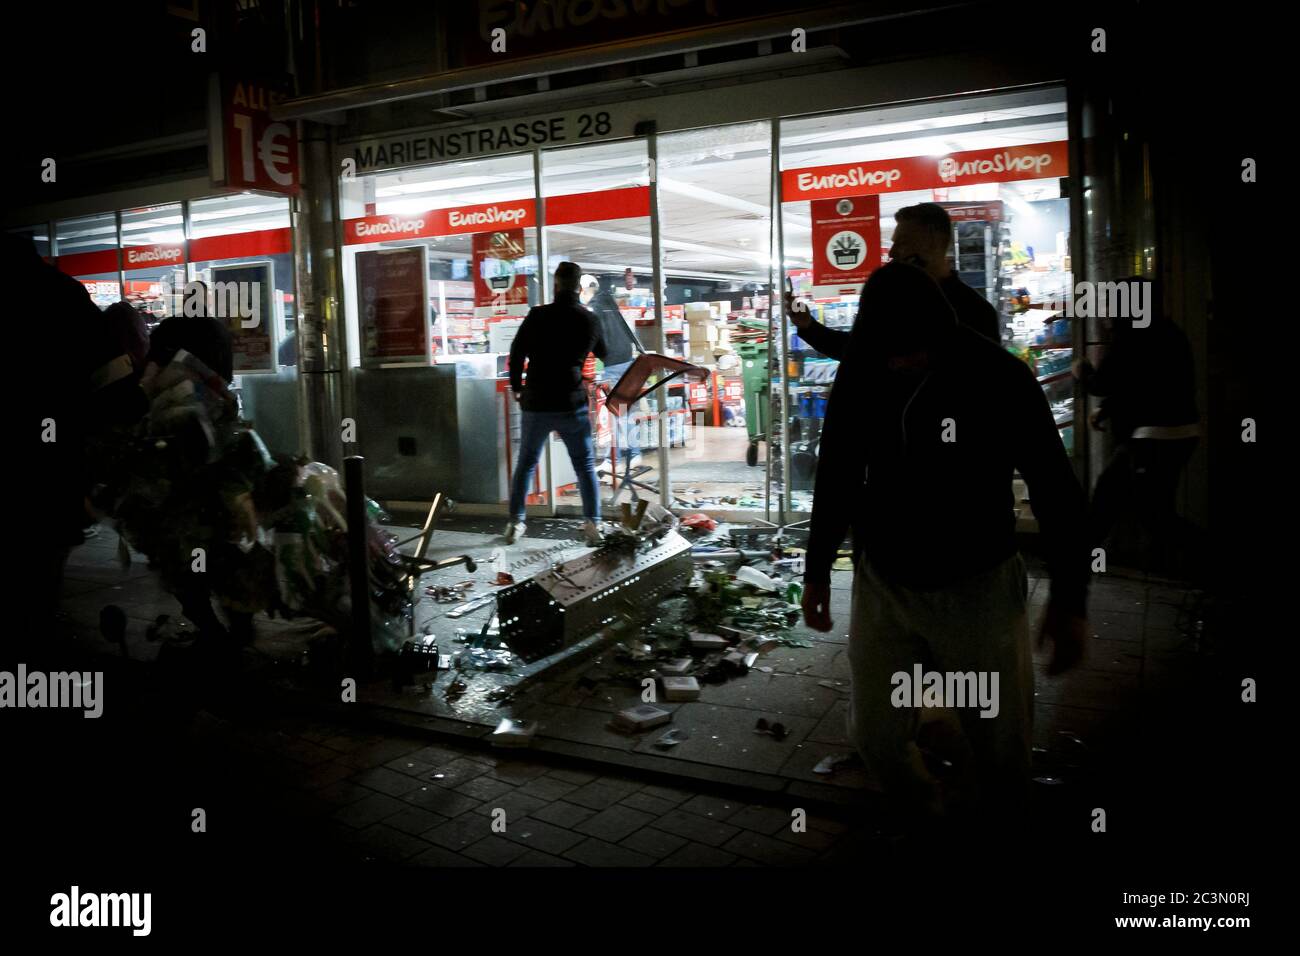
[789,202,1001,356]
[581,275,644,477]
[505,262,607,547]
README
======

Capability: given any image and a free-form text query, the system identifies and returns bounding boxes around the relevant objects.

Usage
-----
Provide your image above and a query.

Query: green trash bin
[737,341,769,443]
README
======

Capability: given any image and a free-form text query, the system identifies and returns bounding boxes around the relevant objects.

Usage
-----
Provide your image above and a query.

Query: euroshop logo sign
[795,165,903,194]
[123,244,185,269]
[938,148,1057,183]
[353,217,428,240]
[448,204,528,229]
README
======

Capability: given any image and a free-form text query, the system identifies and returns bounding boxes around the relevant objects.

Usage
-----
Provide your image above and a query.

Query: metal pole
[344,455,374,672]
[114,209,125,302]
[532,147,558,516]
[294,121,347,469]
[647,125,670,509]
[772,119,792,527]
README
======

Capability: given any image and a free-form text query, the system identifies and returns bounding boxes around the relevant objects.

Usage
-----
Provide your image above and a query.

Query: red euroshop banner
[810,194,881,296]
[546,186,649,225]
[342,186,650,245]
[473,229,530,315]
[190,227,293,261]
[211,76,300,197]
[122,243,186,271]
[783,141,1069,203]
[56,249,119,276]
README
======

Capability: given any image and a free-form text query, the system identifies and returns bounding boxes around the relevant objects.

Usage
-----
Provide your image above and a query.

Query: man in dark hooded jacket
[802,260,1089,833]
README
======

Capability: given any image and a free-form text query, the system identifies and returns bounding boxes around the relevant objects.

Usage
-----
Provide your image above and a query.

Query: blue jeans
[509,407,601,521]
[603,360,642,465]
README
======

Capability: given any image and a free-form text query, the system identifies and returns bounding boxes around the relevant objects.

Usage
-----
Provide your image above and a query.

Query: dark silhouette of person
[802,260,1089,838]
[7,232,124,642]
[1073,277,1201,577]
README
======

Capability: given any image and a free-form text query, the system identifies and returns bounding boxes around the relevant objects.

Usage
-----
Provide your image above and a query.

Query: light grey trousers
[846,553,1033,823]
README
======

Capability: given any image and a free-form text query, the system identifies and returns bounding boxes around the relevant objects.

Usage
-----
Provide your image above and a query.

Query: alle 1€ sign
[210,75,300,196]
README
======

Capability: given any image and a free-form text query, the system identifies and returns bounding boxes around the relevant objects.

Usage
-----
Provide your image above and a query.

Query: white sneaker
[503,520,526,544]
[581,519,604,547]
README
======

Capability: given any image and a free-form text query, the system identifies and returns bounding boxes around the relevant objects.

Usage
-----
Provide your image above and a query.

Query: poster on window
[473,229,530,320]
[355,247,431,368]
[810,194,881,299]
[210,261,277,375]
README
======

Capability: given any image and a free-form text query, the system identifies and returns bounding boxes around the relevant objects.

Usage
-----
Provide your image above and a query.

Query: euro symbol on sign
[259,122,294,187]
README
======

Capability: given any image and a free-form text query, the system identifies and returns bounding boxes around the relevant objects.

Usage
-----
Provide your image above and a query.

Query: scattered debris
[611,704,672,733]
[662,676,700,701]
[425,581,475,603]
[679,513,718,532]
[491,718,536,747]
[446,594,496,618]
[735,565,779,591]
[689,632,731,652]
[814,752,863,775]
[659,658,693,676]
[655,728,689,749]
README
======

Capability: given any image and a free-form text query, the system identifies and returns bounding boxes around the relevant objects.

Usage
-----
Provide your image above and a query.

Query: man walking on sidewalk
[802,261,1090,836]
[505,261,607,547]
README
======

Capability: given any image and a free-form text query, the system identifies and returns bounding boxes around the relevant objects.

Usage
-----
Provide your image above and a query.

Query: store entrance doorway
[658,121,776,517]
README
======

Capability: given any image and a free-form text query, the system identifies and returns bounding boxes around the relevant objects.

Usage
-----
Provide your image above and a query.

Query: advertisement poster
[472,229,531,320]
[355,247,430,367]
[210,261,276,375]
[810,194,881,299]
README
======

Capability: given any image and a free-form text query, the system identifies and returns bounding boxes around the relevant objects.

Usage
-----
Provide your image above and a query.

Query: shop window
[55,212,120,308]
[339,154,545,506]
[120,203,187,329]
[189,193,295,369]
[780,87,1075,518]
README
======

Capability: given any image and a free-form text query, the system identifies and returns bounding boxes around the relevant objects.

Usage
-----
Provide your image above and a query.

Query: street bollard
[343,455,374,675]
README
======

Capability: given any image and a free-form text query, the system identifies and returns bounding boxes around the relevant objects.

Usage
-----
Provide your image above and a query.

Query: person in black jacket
[582,277,644,472]
[143,280,235,384]
[1073,279,1201,576]
[803,260,1089,834]
[791,202,1001,357]
[505,261,607,546]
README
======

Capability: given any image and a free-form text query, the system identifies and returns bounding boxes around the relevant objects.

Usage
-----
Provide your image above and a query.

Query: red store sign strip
[546,186,649,225]
[342,187,651,245]
[56,249,120,276]
[190,227,293,261]
[782,141,1069,203]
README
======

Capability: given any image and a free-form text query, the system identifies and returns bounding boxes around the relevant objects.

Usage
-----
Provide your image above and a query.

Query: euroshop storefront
[10,193,305,455]
[333,64,1080,529]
